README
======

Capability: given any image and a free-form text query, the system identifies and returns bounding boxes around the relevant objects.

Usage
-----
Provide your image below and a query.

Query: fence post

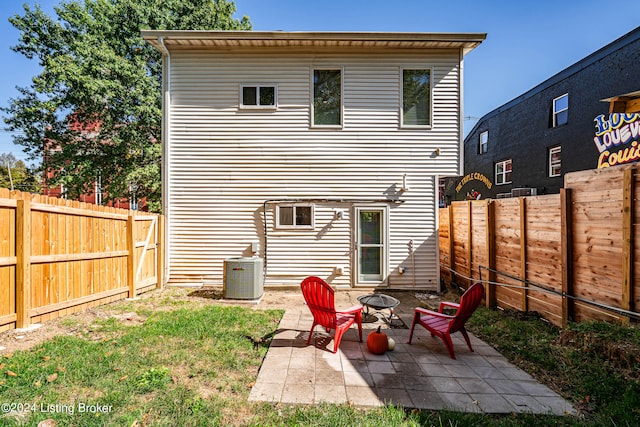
[448,205,455,286]
[519,197,528,312]
[127,214,135,298]
[485,200,496,308]
[157,215,165,289]
[16,199,31,329]
[622,169,634,324]
[467,201,472,287]
[561,188,573,328]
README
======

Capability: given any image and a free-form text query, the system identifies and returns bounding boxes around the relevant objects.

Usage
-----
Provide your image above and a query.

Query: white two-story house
[142,31,485,290]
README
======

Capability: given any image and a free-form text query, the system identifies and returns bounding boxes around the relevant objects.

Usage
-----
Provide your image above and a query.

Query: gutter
[158,36,171,285]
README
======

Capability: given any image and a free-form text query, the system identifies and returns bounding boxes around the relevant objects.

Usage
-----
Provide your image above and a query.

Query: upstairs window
[240,85,276,108]
[479,131,488,154]
[313,69,342,126]
[495,159,512,185]
[277,204,314,229]
[549,146,561,177]
[402,69,431,127]
[552,94,568,127]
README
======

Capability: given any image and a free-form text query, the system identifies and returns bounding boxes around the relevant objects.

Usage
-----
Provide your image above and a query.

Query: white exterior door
[354,207,388,285]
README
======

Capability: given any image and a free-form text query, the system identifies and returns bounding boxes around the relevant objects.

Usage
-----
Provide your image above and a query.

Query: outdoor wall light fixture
[334,209,344,220]
[400,174,410,192]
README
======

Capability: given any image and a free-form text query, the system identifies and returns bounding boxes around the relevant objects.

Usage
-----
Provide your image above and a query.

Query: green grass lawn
[0,295,639,426]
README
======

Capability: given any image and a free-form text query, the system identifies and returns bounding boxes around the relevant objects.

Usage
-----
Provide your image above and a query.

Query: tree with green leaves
[2,0,251,212]
[0,152,40,193]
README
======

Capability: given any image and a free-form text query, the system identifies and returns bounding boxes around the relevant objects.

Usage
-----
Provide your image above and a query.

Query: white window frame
[311,68,343,128]
[552,93,568,127]
[549,146,561,177]
[239,84,277,109]
[401,67,432,128]
[495,159,512,185]
[479,130,488,154]
[275,204,315,229]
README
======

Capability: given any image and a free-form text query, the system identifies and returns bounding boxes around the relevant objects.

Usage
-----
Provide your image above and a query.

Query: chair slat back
[449,282,485,333]
[301,276,337,329]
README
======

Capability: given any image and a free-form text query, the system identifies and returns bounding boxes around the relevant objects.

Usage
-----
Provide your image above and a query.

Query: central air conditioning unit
[223,257,264,300]
[511,187,537,197]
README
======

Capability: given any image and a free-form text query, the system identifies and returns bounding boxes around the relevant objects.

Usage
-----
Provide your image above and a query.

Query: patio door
[354,207,388,285]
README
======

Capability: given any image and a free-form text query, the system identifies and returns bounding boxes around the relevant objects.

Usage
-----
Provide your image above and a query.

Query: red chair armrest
[338,305,363,315]
[414,306,453,320]
[438,301,460,313]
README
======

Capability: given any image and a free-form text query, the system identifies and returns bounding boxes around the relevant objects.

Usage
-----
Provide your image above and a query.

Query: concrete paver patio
[249,306,575,415]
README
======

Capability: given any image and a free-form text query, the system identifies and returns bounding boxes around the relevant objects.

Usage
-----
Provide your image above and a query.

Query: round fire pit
[357,293,401,325]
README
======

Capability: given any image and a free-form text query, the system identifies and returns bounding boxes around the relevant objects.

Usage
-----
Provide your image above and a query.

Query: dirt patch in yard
[0,286,443,355]
[556,329,640,381]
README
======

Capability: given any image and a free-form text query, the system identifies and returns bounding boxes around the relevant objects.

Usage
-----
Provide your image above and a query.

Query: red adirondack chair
[300,276,363,353]
[407,282,485,359]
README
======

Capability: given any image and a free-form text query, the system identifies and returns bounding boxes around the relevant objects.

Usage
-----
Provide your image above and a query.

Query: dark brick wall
[452,28,640,202]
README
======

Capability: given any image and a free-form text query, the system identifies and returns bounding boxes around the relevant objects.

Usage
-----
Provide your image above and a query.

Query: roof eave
[141,30,486,54]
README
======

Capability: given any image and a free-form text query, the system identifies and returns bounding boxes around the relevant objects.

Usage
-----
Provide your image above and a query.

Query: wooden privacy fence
[440,164,640,327]
[0,188,164,332]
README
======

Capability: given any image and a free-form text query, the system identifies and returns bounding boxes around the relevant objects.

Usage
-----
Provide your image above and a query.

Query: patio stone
[470,392,517,413]
[281,384,314,404]
[344,371,375,387]
[409,391,447,410]
[375,387,414,407]
[345,386,384,407]
[428,377,466,394]
[315,384,347,404]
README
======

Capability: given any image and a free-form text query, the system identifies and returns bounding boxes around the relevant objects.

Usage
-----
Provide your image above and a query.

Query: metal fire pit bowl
[357,293,401,325]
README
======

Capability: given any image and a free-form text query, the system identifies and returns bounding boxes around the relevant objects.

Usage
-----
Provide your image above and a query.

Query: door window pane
[360,247,381,275]
[360,211,381,244]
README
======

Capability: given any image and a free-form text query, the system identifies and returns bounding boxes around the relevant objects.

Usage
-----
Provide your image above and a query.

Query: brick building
[444,26,640,204]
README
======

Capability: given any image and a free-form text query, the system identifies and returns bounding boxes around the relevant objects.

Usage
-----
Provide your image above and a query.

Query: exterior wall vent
[511,188,537,197]
[223,257,264,299]
[496,193,512,199]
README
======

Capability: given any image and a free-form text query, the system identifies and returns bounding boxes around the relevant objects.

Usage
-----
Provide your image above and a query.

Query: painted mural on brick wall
[455,172,493,200]
[594,112,640,168]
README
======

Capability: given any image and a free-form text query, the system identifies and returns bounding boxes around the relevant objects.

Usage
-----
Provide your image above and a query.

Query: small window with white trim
[240,85,276,108]
[552,93,568,127]
[495,159,512,185]
[549,146,561,177]
[276,204,314,229]
[479,131,488,154]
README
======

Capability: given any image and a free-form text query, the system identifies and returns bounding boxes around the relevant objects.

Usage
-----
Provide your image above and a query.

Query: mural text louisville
[594,112,640,168]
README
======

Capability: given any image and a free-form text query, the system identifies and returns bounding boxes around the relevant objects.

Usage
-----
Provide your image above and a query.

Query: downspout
[158,36,171,284]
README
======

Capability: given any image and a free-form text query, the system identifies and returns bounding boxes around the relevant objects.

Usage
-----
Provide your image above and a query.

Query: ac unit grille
[511,187,537,197]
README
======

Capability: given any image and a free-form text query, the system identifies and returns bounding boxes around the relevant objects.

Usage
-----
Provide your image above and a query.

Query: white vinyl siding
[166,50,460,288]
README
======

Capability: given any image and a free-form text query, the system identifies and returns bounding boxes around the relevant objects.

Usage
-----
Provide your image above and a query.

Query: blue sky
[1,0,640,164]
